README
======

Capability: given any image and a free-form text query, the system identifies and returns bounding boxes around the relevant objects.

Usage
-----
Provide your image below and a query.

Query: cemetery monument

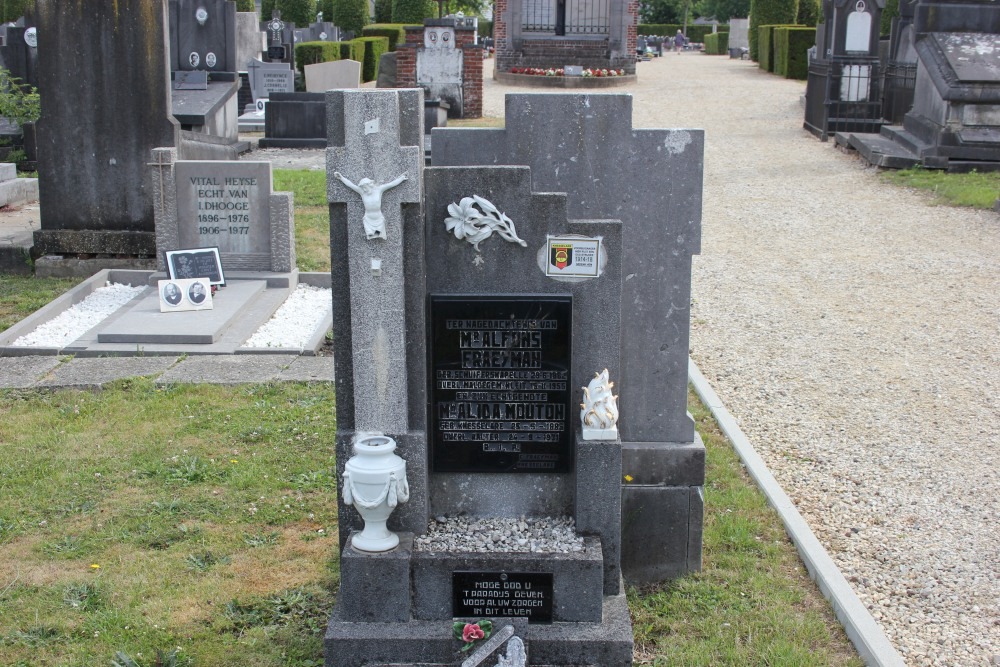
[323,87,703,665]
[433,94,706,583]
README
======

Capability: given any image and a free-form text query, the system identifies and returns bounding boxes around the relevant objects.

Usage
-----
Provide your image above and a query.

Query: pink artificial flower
[462,623,485,643]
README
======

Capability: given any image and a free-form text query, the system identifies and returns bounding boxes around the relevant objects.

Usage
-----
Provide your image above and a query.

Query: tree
[234,0,256,12]
[391,0,435,23]
[694,0,751,22]
[881,0,899,36]
[796,0,818,26]
[640,0,683,24]
[0,0,31,22]
[749,0,798,60]
[333,0,369,35]
[373,0,393,23]
[279,0,319,26]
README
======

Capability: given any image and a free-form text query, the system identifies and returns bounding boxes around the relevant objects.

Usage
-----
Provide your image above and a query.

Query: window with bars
[522,0,610,35]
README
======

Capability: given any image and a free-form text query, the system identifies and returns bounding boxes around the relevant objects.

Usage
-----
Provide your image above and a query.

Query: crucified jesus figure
[334,171,408,240]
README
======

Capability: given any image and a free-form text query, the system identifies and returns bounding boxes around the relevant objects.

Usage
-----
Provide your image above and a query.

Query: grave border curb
[687,358,906,667]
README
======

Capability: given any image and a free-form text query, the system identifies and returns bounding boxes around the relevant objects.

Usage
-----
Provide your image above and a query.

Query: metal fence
[804,56,884,141]
[522,0,610,35]
[881,61,917,126]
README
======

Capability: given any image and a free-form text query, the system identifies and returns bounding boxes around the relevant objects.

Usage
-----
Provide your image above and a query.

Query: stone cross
[327,89,423,435]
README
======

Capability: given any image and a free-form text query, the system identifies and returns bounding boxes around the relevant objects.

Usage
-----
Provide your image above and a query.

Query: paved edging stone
[688,358,905,667]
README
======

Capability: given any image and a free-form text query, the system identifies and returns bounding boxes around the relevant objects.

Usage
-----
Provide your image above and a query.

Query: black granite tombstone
[168,0,238,73]
[429,295,573,474]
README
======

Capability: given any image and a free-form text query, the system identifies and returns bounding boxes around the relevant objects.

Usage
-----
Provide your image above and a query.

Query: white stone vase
[342,434,410,552]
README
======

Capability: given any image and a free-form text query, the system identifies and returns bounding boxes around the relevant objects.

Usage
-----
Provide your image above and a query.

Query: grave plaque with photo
[452,571,554,623]
[430,295,572,474]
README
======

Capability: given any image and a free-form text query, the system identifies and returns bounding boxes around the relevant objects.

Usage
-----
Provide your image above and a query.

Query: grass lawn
[880,167,1000,209]
[0,276,80,334]
[0,380,861,666]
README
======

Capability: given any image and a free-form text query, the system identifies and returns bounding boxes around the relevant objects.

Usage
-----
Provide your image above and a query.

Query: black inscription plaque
[267,45,287,60]
[430,295,572,473]
[452,571,554,624]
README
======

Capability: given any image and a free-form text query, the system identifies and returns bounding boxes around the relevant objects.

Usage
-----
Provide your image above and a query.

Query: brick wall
[462,45,483,117]
[492,0,639,75]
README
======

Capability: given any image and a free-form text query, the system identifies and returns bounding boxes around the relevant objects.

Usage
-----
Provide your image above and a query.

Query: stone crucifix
[327,89,423,434]
[333,171,408,240]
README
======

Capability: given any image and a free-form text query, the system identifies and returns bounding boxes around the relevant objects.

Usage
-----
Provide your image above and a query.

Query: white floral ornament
[444,195,527,252]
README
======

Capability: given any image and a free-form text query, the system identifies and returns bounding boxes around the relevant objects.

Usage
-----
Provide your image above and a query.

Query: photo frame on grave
[158,278,214,313]
[165,247,225,286]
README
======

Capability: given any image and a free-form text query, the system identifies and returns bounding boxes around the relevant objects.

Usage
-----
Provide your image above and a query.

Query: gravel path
[588,55,996,666]
[249,57,1000,664]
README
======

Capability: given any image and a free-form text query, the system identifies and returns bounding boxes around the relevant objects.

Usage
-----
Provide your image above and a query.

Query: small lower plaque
[453,571,553,624]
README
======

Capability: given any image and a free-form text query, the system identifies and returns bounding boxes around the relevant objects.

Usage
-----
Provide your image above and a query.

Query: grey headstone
[152,150,296,274]
[376,52,398,88]
[247,57,294,100]
[433,94,702,445]
[33,0,179,256]
[235,11,264,70]
[305,59,361,92]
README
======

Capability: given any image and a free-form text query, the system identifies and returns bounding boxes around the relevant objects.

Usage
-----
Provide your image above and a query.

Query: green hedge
[235,0,256,12]
[332,0,369,35]
[295,41,342,74]
[362,24,409,51]
[758,24,799,72]
[773,27,815,79]
[796,0,820,26]
[337,39,366,62]
[703,31,730,55]
[479,19,493,38]
[749,0,797,60]
[637,24,728,42]
[356,36,390,82]
[374,0,393,23]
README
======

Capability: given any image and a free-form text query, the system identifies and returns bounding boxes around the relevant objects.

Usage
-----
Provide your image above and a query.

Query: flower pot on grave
[342,434,410,552]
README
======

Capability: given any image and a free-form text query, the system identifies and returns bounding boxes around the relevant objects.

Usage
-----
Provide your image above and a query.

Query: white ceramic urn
[342,434,410,552]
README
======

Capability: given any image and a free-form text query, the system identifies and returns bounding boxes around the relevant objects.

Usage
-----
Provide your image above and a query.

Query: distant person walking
[673,29,686,54]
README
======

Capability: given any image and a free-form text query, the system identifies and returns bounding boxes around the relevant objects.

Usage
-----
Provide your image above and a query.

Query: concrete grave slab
[305,60,361,92]
[276,356,335,382]
[0,355,61,388]
[97,280,268,345]
[156,353,297,384]
[37,356,179,389]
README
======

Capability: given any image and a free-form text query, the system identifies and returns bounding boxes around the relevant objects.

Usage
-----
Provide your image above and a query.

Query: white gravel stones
[243,284,332,349]
[414,515,585,554]
[11,283,144,348]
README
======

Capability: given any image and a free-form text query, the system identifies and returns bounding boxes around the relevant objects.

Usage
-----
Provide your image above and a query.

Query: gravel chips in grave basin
[11,283,145,348]
[414,516,585,553]
[9,282,332,352]
[244,284,332,348]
